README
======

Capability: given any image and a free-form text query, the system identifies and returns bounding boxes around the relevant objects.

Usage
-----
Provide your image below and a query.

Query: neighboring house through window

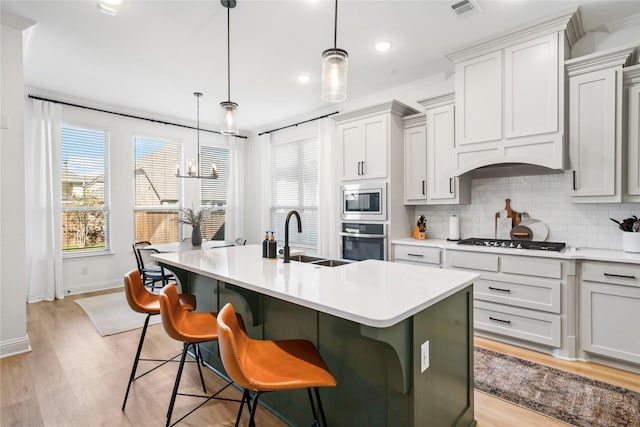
[200,145,229,240]
[270,137,318,248]
[134,136,180,243]
[61,126,110,255]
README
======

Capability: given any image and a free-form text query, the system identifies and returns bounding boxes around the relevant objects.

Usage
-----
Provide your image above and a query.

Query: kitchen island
[153,245,478,427]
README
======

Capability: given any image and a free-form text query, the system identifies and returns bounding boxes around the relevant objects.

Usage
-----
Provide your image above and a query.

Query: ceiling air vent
[450,0,481,18]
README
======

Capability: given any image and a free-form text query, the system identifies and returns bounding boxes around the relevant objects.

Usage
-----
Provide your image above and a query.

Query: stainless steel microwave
[341,182,387,221]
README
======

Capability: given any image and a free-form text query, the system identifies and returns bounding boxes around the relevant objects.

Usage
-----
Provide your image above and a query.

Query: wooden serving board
[495,198,522,237]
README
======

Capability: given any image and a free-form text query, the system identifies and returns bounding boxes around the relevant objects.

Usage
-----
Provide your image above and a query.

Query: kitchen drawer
[474,300,561,347]
[394,245,441,265]
[501,255,562,279]
[582,261,640,287]
[448,251,498,272]
[474,275,561,313]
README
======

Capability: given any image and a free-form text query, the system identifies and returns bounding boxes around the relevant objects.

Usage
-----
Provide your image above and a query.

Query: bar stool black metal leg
[307,388,319,423]
[190,343,206,393]
[166,343,188,427]
[122,313,151,410]
[234,389,251,427]
[315,387,329,427]
[248,391,264,427]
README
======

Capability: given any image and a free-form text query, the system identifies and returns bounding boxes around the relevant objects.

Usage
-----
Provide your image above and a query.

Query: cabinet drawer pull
[604,273,636,279]
[422,180,425,195]
[449,177,453,194]
[408,253,424,257]
[488,286,511,293]
[489,316,511,325]
[572,170,577,190]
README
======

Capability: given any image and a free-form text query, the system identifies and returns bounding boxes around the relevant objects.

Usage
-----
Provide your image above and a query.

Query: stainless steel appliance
[457,238,565,251]
[340,222,386,261]
[341,182,386,221]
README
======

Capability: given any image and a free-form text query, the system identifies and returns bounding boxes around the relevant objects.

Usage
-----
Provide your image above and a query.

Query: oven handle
[339,232,387,238]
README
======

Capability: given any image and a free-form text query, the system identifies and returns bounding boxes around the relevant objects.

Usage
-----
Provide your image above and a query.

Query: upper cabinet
[624,65,640,201]
[566,46,637,203]
[335,101,418,182]
[447,9,582,175]
[403,93,470,205]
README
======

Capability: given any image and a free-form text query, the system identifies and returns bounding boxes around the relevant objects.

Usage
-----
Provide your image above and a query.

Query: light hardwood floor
[2,289,640,426]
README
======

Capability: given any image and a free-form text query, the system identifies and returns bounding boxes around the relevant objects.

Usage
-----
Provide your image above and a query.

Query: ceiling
[3,0,640,133]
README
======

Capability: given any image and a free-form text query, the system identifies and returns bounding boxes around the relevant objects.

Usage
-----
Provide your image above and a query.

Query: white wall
[24,89,232,298]
[1,13,34,358]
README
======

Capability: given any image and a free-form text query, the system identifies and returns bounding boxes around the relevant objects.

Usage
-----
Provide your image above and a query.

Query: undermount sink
[290,255,352,267]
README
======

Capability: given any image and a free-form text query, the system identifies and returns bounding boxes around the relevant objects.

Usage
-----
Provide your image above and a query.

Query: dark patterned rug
[474,347,640,427]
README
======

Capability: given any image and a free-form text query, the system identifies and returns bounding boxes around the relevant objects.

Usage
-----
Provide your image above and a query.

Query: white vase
[622,231,640,253]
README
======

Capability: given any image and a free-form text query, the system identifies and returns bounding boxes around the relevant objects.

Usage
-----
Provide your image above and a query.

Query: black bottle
[262,231,269,258]
[268,232,277,258]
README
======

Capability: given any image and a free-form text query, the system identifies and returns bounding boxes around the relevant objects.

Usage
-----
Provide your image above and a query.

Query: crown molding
[402,113,426,127]
[417,93,455,110]
[446,8,580,64]
[565,44,638,77]
[624,64,640,86]
[0,11,36,31]
[332,100,419,123]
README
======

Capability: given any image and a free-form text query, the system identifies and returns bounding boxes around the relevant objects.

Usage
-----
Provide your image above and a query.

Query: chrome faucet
[283,210,302,263]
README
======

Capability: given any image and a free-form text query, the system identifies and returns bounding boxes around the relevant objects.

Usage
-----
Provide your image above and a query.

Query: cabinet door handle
[449,177,453,194]
[489,316,511,325]
[572,170,577,190]
[488,286,511,293]
[408,253,424,257]
[604,273,636,279]
[422,180,425,195]
[357,161,362,175]
[361,161,366,175]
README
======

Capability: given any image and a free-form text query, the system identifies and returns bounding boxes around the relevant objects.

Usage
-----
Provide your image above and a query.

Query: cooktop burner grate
[456,238,566,252]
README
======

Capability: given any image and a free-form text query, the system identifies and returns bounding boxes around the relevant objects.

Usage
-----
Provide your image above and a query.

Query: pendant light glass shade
[220,101,239,136]
[321,48,348,102]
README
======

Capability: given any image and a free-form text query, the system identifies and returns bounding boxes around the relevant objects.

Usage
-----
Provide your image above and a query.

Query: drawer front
[448,251,499,272]
[501,255,562,279]
[474,300,561,347]
[394,245,441,265]
[581,261,640,287]
[474,275,561,313]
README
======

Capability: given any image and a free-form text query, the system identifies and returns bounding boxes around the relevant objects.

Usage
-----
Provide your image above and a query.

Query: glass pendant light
[321,0,348,102]
[220,0,239,135]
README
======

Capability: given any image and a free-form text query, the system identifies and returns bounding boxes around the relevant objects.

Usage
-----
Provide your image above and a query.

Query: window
[61,126,110,254]
[200,146,230,240]
[270,137,318,248]
[134,136,180,243]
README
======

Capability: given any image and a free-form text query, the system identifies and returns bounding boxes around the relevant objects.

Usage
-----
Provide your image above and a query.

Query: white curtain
[225,135,246,243]
[317,117,336,258]
[258,132,272,240]
[26,100,64,302]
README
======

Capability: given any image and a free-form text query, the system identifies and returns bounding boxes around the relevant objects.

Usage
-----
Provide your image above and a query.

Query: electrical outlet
[421,340,430,373]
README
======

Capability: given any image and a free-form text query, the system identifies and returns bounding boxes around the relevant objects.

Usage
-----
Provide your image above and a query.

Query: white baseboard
[64,280,122,296]
[0,335,31,359]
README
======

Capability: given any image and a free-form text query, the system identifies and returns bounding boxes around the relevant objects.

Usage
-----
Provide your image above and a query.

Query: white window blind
[200,146,230,240]
[134,136,180,244]
[270,137,318,248]
[61,126,110,254]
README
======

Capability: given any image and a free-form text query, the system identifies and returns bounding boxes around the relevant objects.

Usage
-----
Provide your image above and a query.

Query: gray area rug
[475,346,640,427]
[74,291,161,336]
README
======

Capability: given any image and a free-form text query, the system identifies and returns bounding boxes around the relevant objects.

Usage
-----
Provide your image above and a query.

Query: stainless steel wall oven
[340,222,386,261]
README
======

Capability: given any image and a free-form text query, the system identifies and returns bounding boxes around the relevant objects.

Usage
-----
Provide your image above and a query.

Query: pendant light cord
[227,6,231,102]
[333,0,338,49]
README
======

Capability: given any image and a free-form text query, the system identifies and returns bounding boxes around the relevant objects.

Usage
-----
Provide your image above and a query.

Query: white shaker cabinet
[337,114,388,181]
[566,46,636,203]
[581,261,640,366]
[403,114,427,203]
[625,65,640,200]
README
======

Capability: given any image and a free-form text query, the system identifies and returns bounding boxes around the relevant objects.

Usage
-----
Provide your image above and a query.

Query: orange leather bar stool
[122,269,202,411]
[217,303,337,427]
[159,283,242,427]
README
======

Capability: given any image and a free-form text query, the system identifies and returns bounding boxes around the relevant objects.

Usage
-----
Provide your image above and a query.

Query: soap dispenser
[268,232,277,259]
[262,231,269,258]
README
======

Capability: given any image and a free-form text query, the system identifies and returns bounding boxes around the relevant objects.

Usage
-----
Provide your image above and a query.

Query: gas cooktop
[456,238,566,252]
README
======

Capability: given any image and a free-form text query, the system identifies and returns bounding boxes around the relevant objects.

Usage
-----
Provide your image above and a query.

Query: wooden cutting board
[495,198,522,237]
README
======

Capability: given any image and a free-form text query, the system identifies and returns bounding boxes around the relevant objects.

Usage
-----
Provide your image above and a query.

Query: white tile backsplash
[414,173,640,250]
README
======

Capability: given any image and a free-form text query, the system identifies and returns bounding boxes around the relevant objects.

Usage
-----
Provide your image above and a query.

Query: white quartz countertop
[153,245,478,328]
[392,238,640,264]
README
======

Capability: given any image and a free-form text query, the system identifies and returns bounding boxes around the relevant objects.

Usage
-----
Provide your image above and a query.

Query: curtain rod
[28,94,248,139]
[258,111,339,136]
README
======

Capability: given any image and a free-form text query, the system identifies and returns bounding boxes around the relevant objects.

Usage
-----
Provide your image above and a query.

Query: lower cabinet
[446,249,576,359]
[580,261,640,365]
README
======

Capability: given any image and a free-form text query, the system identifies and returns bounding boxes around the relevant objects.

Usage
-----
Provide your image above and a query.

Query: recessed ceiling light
[375,41,392,52]
[297,75,311,84]
[102,0,124,5]
[97,3,117,16]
